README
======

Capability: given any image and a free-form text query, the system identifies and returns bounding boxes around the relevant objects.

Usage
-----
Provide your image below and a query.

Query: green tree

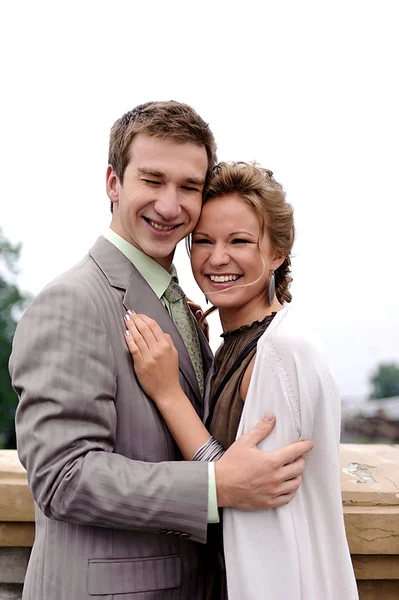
[0,229,31,448]
[369,362,399,400]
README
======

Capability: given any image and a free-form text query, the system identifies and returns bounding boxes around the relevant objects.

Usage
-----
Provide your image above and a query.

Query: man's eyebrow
[184,177,206,187]
[137,168,165,177]
[137,168,205,187]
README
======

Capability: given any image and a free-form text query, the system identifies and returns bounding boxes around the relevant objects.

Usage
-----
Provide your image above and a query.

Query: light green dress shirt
[103,229,219,523]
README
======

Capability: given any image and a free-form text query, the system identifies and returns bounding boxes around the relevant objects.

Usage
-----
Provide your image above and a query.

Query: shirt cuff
[207,462,220,523]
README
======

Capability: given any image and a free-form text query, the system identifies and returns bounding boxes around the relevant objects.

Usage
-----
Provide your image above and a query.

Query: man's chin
[143,244,175,269]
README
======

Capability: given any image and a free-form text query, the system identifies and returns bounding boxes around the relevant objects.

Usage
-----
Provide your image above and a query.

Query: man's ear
[106,165,120,206]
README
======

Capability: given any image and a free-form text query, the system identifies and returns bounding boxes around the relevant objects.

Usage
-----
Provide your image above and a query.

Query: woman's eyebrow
[193,231,257,237]
[229,231,257,237]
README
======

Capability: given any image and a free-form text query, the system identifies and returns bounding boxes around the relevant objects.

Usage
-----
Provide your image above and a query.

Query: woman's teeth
[209,275,239,283]
[150,220,174,231]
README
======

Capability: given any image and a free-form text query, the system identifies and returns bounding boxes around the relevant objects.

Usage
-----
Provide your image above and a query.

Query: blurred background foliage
[0,228,32,448]
[369,362,399,400]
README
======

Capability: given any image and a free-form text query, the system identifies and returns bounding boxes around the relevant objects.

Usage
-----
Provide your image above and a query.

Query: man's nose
[154,187,182,221]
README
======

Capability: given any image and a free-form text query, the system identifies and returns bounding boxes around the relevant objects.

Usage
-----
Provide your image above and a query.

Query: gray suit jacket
[10,237,215,600]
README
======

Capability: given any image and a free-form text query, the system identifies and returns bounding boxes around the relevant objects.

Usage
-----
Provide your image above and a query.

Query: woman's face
[191,194,280,311]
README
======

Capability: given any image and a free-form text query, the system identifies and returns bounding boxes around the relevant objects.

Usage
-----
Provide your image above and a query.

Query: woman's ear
[272,252,286,272]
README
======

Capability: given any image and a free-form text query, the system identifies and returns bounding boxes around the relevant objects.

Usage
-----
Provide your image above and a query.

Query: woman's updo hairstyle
[203,161,295,303]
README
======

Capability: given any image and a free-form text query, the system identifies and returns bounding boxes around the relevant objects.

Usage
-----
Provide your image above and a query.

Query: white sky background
[1,1,398,398]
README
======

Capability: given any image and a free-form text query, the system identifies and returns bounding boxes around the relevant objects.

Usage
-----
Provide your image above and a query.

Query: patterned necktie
[163,280,204,397]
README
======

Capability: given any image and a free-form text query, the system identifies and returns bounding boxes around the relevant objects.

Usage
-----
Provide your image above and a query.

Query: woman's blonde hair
[201,161,295,304]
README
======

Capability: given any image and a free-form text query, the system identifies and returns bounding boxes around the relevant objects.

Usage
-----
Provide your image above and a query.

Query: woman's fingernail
[264,412,275,423]
[124,330,130,336]
[125,314,131,321]
[128,310,135,315]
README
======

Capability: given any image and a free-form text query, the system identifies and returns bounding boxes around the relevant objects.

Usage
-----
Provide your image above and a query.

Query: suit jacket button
[173,531,181,536]
[166,530,175,535]
[180,532,190,538]
[159,530,167,534]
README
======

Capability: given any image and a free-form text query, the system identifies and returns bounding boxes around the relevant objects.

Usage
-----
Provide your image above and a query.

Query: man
[10,101,313,599]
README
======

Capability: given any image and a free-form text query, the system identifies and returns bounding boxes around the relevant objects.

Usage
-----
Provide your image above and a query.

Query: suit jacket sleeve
[10,280,209,543]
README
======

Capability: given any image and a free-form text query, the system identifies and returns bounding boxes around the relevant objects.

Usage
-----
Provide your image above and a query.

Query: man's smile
[143,217,183,234]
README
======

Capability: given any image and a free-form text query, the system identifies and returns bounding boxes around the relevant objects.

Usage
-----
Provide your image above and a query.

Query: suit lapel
[89,237,204,412]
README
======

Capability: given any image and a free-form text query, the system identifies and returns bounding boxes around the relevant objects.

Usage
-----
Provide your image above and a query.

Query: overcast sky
[1,1,398,398]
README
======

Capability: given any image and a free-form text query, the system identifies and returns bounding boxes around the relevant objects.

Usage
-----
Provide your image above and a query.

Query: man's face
[107,133,208,269]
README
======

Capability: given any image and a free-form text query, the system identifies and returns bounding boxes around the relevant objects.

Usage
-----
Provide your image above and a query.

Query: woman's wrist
[152,384,184,408]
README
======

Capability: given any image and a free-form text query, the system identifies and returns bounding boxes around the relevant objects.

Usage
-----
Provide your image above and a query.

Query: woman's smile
[205,273,243,288]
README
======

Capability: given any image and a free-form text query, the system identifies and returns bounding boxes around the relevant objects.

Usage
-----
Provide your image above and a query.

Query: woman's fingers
[123,311,180,402]
[124,326,144,364]
[124,315,149,356]
[124,311,175,359]
[124,312,156,351]
[126,311,168,346]
[130,312,168,343]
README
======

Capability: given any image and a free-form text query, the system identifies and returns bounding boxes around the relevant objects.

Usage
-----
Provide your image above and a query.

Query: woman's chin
[205,295,238,311]
[197,282,241,310]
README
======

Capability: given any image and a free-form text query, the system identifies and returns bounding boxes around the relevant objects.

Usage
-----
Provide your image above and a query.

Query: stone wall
[1,446,399,599]
[0,451,34,600]
[340,445,399,599]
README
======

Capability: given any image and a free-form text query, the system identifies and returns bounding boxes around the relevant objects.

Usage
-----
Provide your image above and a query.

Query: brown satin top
[208,313,276,449]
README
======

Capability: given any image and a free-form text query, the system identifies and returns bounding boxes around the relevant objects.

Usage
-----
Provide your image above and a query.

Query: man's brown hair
[108,100,217,185]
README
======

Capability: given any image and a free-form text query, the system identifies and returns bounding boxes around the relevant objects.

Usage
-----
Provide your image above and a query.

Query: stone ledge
[357,580,399,600]
[0,548,31,584]
[344,505,399,554]
[0,524,34,548]
[340,444,399,506]
[352,555,399,579]
[1,446,399,599]
[0,583,23,600]
[0,452,33,523]
[1,445,399,553]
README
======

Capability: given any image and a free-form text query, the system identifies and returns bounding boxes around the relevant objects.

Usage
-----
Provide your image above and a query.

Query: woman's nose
[209,244,230,266]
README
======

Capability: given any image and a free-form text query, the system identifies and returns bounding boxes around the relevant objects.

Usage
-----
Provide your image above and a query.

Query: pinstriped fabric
[10,237,213,600]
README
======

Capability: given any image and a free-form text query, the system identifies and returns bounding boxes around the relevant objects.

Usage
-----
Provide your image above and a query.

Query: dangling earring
[205,295,209,305]
[268,271,275,305]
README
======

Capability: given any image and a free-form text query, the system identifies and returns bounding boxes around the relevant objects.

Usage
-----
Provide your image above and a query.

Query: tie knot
[164,280,185,303]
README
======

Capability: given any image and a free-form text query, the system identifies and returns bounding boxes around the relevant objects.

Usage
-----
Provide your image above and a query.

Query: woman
[124,162,358,600]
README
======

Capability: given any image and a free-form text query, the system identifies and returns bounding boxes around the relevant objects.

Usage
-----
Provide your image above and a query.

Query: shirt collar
[103,228,174,298]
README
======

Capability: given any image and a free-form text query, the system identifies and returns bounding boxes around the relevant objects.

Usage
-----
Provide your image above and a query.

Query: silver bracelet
[191,436,225,462]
